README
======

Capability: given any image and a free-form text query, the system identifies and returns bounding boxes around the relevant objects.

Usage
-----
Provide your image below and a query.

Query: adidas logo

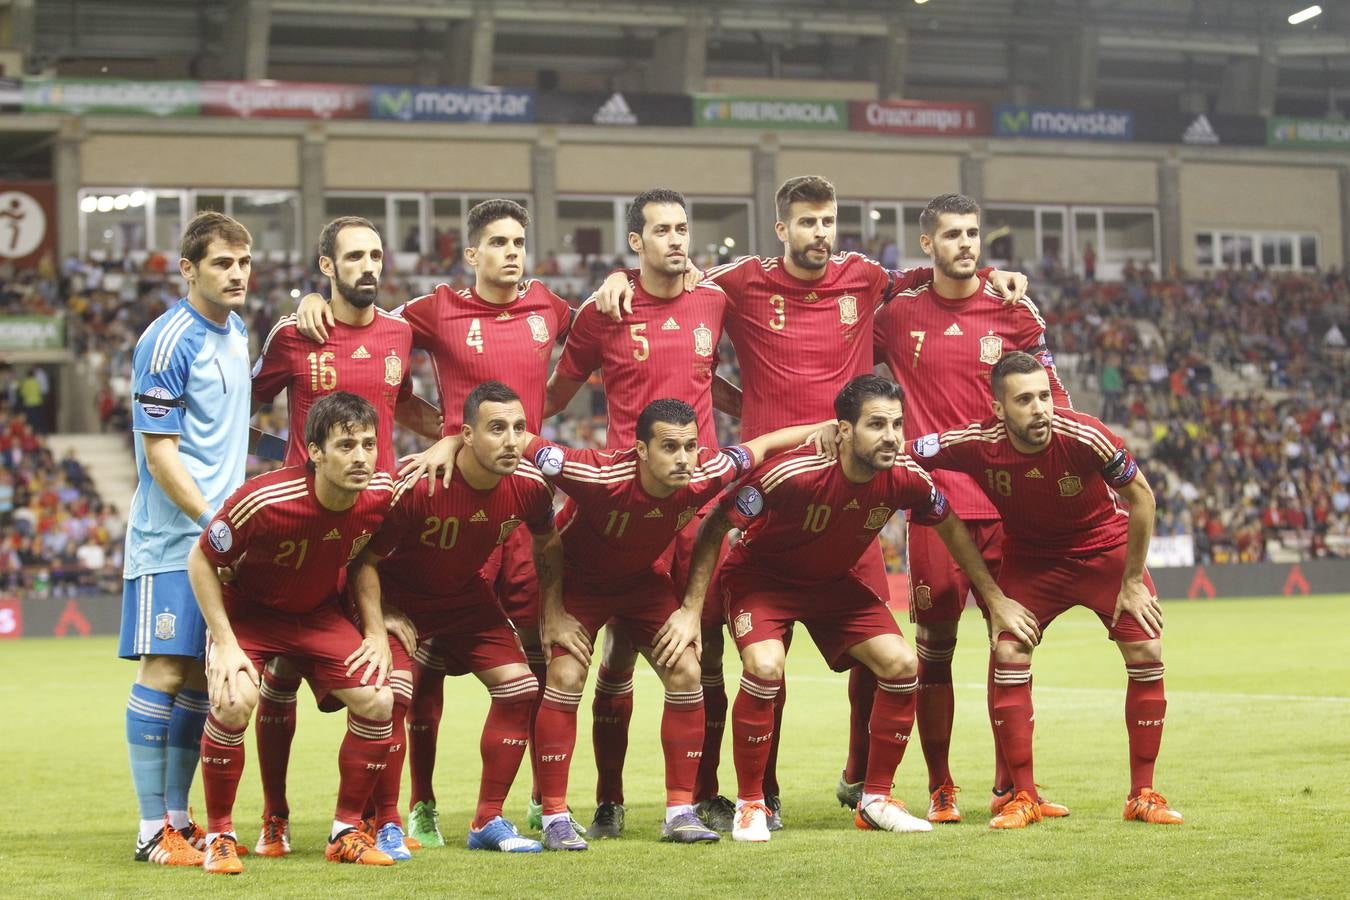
[496,311,512,320]
[943,324,963,336]
[844,499,860,510]
[470,509,488,522]
[644,508,664,518]
[1026,468,1044,479]
[1182,114,1219,145]
[351,345,371,359]
[661,317,679,331]
[323,528,342,541]
[805,292,818,301]
[593,92,638,126]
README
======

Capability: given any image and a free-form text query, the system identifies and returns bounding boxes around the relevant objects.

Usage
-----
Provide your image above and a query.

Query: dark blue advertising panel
[995,105,1134,141]
[369,85,535,123]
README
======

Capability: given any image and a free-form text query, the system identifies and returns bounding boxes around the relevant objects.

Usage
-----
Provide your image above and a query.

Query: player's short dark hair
[464,380,522,427]
[626,189,687,239]
[990,351,1045,399]
[467,199,530,247]
[919,192,981,237]
[179,211,251,265]
[318,216,380,262]
[834,374,905,425]
[636,399,697,443]
[304,391,378,450]
[775,175,836,223]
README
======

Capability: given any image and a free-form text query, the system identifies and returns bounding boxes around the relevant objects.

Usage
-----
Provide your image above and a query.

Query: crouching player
[683,374,1040,842]
[908,351,1180,828]
[187,392,398,874]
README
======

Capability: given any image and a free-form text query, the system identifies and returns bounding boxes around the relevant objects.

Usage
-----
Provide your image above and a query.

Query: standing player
[907,352,1180,828]
[869,193,1071,822]
[361,381,562,854]
[119,212,253,866]
[681,375,1038,842]
[188,392,399,874]
[542,189,740,836]
[594,175,1029,829]
[249,216,441,860]
[296,200,572,845]
[525,399,834,849]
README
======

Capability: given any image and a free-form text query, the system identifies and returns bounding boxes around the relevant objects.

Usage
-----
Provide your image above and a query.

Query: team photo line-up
[120,174,1180,875]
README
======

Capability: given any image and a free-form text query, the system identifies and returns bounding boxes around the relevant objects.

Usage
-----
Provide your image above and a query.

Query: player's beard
[789,239,831,272]
[1009,416,1052,449]
[335,273,379,308]
[934,249,978,281]
[853,441,897,473]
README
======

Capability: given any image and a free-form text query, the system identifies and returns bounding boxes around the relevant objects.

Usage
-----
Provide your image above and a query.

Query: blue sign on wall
[370,85,536,123]
[994,105,1134,141]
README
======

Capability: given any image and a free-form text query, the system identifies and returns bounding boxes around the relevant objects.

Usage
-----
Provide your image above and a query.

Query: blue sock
[126,684,173,822]
[165,688,210,820]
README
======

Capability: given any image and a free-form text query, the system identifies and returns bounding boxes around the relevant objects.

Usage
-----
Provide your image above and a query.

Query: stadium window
[229,191,299,259]
[688,199,752,268]
[429,196,463,267]
[901,205,926,266]
[836,202,866,253]
[558,197,622,262]
[1101,210,1159,274]
[151,192,187,253]
[1298,234,1319,269]
[78,187,150,259]
[1195,233,1215,268]
[983,206,1038,271]
[390,194,426,257]
[867,204,902,270]
[1197,230,1318,271]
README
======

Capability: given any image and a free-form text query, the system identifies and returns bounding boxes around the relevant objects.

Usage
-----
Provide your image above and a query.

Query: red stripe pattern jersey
[874,275,1070,520]
[399,281,572,433]
[528,436,754,585]
[198,466,396,614]
[554,275,727,449]
[251,310,414,472]
[908,406,1138,559]
[703,254,931,439]
[720,445,950,585]
[366,464,555,609]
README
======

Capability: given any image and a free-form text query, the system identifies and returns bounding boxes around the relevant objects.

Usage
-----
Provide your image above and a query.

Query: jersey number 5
[630,324,649,361]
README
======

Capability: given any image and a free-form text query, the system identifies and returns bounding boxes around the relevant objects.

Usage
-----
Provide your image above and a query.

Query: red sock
[987,654,1012,792]
[844,666,876,783]
[591,665,634,805]
[916,637,957,791]
[992,662,1035,797]
[526,651,548,803]
[374,674,413,826]
[732,673,780,803]
[693,671,727,802]
[864,676,918,797]
[1125,662,1167,797]
[662,688,705,808]
[535,685,581,817]
[408,647,445,808]
[335,713,392,828]
[255,668,301,818]
[474,673,537,828]
[201,714,247,834]
[762,678,785,798]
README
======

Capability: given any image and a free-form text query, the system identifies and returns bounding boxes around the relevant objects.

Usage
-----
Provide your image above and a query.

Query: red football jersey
[399,280,572,433]
[702,254,931,439]
[252,309,413,472]
[367,462,555,610]
[874,274,1070,520]
[199,466,395,614]
[555,275,727,449]
[527,437,753,586]
[908,407,1137,559]
[720,445,949,585]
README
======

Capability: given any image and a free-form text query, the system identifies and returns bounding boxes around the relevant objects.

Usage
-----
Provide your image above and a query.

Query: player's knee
[664,650,701,692]
[214,686,257,729]
[346,685,393,721]
[873,646,917,682]
[138,654,191,694]
[740,647,784,682]
[1118,638,1162,666]
[601,629,639,670]
[916,620,958,644]
[994,639,1032,665]
[547,656,588,694]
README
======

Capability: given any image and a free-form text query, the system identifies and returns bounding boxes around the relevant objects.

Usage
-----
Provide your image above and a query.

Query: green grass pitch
[4,595,1348,897]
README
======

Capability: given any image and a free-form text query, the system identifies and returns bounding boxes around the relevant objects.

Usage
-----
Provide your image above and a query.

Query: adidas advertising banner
[694,95,848,131]
[537,92,692,127]
[370,85,535,123]
[201,81,368,120]
[848,100,990,137]
[1133,112,1266,146]
[994,104,1134,141]
[1267,116,1350,150]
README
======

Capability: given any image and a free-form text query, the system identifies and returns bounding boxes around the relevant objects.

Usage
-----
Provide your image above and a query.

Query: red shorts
[551,571,680,659]
[493,526,539,630]
[665,501,730,630]
[388,581,527,677]
[855,540,892,605]
[906,519,1004,625]
[719,565,902,672]
[997,544,1158,644]
[217,600,371,698]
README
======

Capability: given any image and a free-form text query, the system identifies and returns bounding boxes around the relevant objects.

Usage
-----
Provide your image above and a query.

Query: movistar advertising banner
[370,85,535,123]
[994,105,1134,141]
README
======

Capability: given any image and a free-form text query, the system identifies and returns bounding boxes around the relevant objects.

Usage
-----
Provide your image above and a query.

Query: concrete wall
[776,148,960,200]
[82,134,299,187]
[985,156,1158,205]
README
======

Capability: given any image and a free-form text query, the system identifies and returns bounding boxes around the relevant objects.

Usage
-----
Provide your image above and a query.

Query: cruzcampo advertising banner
[201,81,369,120]
[370,85,535,123]
[695,95,847,131]
[22,79,200,116]
[994,104,1134,141]
[849,100,990,137]
[1267,116,1350,150]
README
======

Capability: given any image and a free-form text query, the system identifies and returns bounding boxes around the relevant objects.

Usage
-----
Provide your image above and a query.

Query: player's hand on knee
[208,641,258,709]
[593,272,635,321]
[1113,579,1162,639]
[543,612,592,666]
[384,608,418,656]
[988,594,1041,648]
[345,635,392,687]
[990,270,1029,304]
[295,292,334,342]
[653,607,700,668]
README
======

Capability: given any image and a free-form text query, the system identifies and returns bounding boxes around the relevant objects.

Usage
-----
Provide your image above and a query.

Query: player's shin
[334,712,394,831]
[915,638,957,791]
[165,688,210,830]
[255,669,302,818]
[731,673,781,804]
[535,685,582,822]
[987,654,1013,792]
[694,669,727,801]
[525,647,549,803]
[662,688,705,814]
[407,649,445,807]
[863,676,919,802]
[476,674,538,828]
[991,661,1035,796]
[375,675,413,826]
[1125,662,1166,797]
[762,678,786,799]
[591,665,635,805]
[201,713,248,836]
[126,684,173,838]
[844,667,876,783]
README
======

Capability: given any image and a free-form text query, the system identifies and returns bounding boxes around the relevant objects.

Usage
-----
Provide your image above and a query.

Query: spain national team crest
[693,324,713,358]
[864,506,891,530]
[837,294,859,325]
[384,352,402,386]
[348,533,372,560]
[912,584,932,611]
[154,612,176,641]
[979,334,1004,366]
[1058,474,1083,498]
[498,518,523,544]
[527,313,550,344]
[733,611,753,639]
[676,507,698,531]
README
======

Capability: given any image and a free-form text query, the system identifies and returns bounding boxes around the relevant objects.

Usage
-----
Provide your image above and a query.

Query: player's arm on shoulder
[395,393,444,441]
[679,502,736,618]
[545,302,596,419]
[740,419,839,468]
[881,263,934,299]
[907,429,963,473]
[988,268,1029,303]
[143,433,214,527]
[593,269,637,321]
[294,291,334,343]
[398,433,463,494]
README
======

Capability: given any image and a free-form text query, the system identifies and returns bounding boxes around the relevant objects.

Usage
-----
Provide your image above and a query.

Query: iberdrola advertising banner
[695,95,847,131]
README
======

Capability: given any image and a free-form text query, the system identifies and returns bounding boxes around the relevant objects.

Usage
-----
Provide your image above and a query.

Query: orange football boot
[991,786,1070,818]
[988,790,1043,829]
[1123,788,1184,825]
[254,814,291,857]
[145,823,205,867]
[326,828,395,865]
[202,833,244,875]
[927,783,962,824]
